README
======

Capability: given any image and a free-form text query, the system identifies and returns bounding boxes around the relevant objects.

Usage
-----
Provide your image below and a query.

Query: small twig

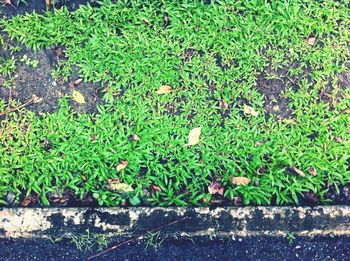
[88,216,189,260]
[7,88,13,110]
[0,98,33,116]
[0,95,42,117]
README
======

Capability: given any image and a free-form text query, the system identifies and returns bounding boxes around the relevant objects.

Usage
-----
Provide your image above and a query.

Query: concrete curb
[1,206,350,239]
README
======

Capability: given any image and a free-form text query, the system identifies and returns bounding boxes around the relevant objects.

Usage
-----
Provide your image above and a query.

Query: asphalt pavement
[1,235,349,261]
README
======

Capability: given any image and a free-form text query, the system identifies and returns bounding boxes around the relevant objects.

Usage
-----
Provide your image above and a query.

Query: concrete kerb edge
[1,206,350,239]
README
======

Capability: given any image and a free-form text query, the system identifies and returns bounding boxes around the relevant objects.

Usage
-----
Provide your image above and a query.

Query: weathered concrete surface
[1,206,350,238]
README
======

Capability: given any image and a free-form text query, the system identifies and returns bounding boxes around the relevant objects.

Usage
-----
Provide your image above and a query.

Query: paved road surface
[1,236,349,260]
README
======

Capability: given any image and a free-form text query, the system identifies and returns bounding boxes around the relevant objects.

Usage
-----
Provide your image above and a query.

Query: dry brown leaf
[151,185,162,192]
[108,178,120,183]
[220,99,229,109]
[116,160,128,171]
[156,85,173,94]
[307,37,316,45]
[160,157,169,164]
[233,196,243,206]
[20,196,32,207]
[107,179,133,193]
[231,177,250,186]
[335,137,345,143]
[73,78,83,85]
[304,192,320,204]
[289,166,306,178]
[45,0,52,7]
[72,90,86,104]
[54,46,64,57]
[144,184,162,197]
[184,127,202,146]
[308,168,317,176]
[20,195,37,207]
[131,134,140,142]
[243,104,259,117]
[2,0,16,8]
[344,109,350,114]
[208,181,224,195]
[48,190,71,206]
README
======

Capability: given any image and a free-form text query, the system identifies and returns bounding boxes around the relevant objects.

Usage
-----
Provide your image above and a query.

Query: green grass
[49,229,109,252]
[0,0,349,206]
[144,231,164,250]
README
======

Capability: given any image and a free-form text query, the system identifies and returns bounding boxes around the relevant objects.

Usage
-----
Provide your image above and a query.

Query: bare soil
[0,0,97,18]
[0,35,104,114]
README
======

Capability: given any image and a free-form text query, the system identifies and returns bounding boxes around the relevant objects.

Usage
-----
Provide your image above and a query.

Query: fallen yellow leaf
[243,104,259,117]
[142,17,152,26]
[107,179,133,193]
[72,90,86,104]
[156,85,173,94]
[116,160,128,171]
[231,177,250,185]
[282,119,297,125]
[184,127,202,146]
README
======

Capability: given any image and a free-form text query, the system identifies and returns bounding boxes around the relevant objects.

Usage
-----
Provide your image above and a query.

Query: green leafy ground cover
[0,0,349,206]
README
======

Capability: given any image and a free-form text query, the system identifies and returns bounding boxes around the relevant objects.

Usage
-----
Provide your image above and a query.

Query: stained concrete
[1,206,350,239]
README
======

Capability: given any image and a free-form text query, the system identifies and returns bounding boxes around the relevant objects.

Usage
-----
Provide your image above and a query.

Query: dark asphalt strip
[0,236,349,261]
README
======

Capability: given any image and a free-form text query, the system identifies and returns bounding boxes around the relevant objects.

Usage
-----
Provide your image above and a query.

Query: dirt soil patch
[0,0,98,18]
[0,36,103,114]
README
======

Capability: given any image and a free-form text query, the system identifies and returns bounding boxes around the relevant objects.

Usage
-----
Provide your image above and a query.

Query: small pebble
[52,81,57,86]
